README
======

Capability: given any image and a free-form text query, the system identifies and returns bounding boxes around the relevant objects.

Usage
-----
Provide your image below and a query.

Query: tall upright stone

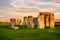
[50,14,55,28]
[10,18,19,29]
[33,17,38,27]
[10,18,16,28]
[45,15,49,27]
[27,16,34,28]
[23,16,28,28]
[16,19,22,25]
[38,15,45,29]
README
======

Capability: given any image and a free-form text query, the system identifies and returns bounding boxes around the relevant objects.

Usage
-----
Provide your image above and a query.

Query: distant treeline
[55,22,60,26]
[0,22,10,25]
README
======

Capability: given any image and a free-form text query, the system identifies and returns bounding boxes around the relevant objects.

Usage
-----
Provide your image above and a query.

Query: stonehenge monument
[38,12,55,29]
[10,12,55,29]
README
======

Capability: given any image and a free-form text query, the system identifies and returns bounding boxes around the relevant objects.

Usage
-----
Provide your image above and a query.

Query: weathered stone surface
[16,19,22,25]
[14,26,19,29]
[27,16,34,28]
[10,18,16,28]
[50,14,55,28]
[33,17,38,26]
[23,16,28,28]
[38,15,45,29]
[10,12,55,29]
[10,18,19,29]
[46,15,49,27]
[38,12,55,29]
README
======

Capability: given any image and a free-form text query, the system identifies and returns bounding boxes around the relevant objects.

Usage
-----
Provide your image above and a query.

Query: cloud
[52,0,60,2]
[0,0,60,19]
[1,0,60,13]
[9,0,60,12]
[9,0,60,19]
[0,7,39,19]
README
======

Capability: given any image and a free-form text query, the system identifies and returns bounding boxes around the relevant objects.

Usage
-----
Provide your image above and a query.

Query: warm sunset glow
[0,0,60,22]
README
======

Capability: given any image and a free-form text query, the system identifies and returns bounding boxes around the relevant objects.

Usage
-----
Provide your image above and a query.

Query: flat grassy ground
[0,25,60,40]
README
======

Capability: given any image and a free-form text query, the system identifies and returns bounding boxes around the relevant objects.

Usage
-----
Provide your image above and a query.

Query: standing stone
[17,19,22,25]
[50,14,55,28]
[33,17,38,27]
[10,18,16,28]
[46,15,49,27]
[20,19,23,25]
[33,17,38,26]
[27,16,34,28]
[10,18,19,29]
[38,15,45,29]
[23,17,28,28]
[14,19,19,29]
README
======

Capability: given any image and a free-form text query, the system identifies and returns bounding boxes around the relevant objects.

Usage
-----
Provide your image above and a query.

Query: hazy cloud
[9,0,60,12]
[0,0,60,19]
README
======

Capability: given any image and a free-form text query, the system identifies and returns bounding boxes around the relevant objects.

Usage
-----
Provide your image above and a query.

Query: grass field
[0,25,60,40]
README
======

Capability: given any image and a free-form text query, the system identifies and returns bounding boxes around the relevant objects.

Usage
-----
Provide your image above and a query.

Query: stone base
[14,27,19,29]
[11,25,19,29]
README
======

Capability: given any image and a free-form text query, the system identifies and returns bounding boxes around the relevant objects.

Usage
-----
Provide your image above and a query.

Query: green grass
[0,25,60,40]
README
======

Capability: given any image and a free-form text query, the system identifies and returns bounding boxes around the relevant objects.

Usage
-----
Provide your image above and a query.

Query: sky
[0,0,60,22]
